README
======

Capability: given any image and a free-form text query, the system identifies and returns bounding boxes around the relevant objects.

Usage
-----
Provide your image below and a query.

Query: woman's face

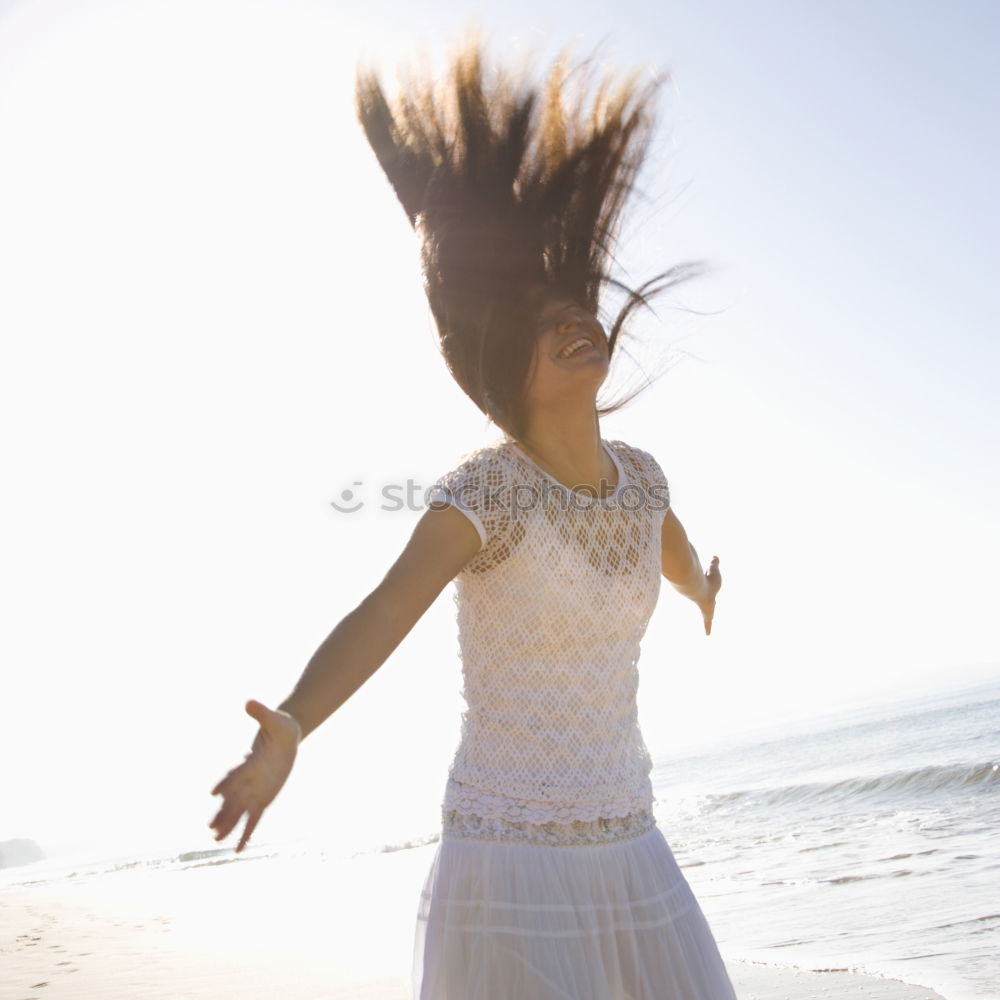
[520,291,611,410]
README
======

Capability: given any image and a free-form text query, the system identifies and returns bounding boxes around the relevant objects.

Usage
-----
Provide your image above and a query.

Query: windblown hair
[355,38,703,440]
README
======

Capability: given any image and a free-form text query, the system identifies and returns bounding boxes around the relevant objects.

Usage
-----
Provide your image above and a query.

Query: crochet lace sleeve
[625,444,671,518]
[425,446,512,553]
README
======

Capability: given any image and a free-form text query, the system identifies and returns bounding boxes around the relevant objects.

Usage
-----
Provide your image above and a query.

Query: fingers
[205,700,270,850]
[705,556,722,601]
[237,811,262,853]
[210,766,239,798]
[208,795,246,842]
[208,765,253,841]
[244,698,272,726]
[701,588,717,636]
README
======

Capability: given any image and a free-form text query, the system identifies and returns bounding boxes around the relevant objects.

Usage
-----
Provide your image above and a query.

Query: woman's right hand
[208,699,302,853]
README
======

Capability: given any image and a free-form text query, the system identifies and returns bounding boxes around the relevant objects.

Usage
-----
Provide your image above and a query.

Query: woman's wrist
[275,705,305,746]
[673,574,709,604]
[671,545,709,603]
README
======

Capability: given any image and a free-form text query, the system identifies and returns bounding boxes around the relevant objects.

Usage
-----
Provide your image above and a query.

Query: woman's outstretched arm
[208,502,482,851]
[660,507,721,635]
[275,502,481,740]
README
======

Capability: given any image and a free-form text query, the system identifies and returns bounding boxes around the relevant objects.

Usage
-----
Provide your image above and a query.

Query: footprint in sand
[30,982,49,988]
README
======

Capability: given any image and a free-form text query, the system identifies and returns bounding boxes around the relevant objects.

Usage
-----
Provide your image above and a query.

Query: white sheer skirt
[412,809,739,1000]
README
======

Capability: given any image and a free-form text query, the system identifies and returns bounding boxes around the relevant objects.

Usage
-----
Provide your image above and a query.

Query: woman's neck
[511,411,617,496]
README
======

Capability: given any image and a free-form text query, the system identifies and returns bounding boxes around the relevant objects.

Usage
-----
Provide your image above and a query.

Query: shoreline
[1,843,949,1000]
[726,959,946,1000]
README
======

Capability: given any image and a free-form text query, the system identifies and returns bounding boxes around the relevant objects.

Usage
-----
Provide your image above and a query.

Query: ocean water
[652,675,1000,1000]
[5,675,997,1000]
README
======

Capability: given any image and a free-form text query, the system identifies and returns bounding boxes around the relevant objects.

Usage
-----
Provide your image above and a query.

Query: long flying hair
[355,37,704,440]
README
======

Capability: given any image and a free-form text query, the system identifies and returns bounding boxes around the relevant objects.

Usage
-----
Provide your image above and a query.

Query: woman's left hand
[698,556,721,635]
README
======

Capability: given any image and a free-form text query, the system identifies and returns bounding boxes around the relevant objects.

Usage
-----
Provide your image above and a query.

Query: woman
[209,38,731,999]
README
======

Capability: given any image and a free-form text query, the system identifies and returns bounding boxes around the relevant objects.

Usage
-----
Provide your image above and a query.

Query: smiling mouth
[557,337,595,359]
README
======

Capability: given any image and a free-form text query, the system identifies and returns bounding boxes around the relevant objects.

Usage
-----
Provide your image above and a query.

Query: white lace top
[427,436,671,834]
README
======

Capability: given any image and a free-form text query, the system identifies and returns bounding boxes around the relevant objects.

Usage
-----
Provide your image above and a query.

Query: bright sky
[1,0,997,861]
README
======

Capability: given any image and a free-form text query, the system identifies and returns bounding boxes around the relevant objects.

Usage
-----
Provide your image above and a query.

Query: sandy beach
[1,841,947,1000]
